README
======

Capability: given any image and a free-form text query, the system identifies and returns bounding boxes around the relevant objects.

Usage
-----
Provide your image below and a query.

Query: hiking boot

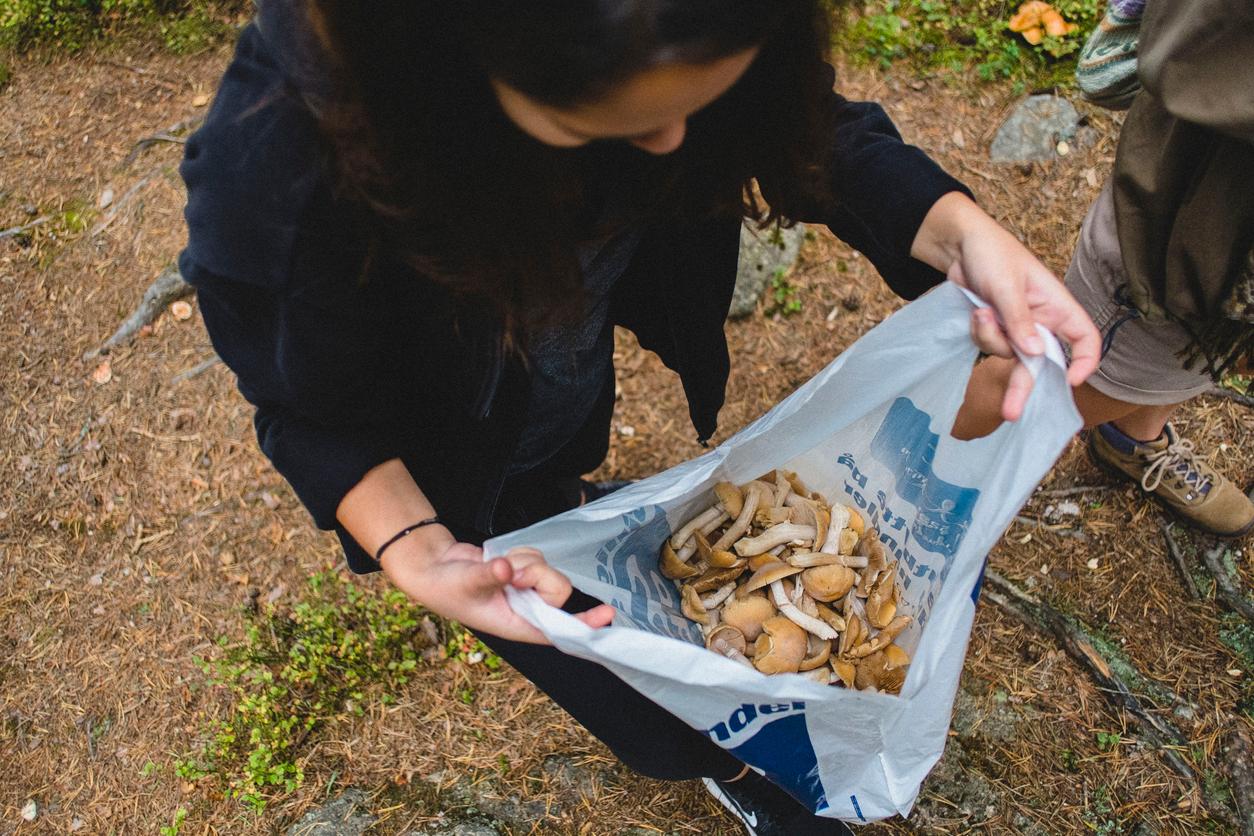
[1088,422,1254,538]
[702,772,854,836]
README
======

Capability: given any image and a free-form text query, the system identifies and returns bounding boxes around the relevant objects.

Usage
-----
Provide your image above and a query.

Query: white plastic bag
[484,282,1081,822]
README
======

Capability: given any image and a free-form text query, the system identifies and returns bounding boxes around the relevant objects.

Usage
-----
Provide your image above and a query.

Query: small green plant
[58,202,92,234]
[837,0,1104,89]
[0,0,242,52]
[1219,614,1254,720]
[1083,785,1123,834]
[764,270,803,318]
[159,807,187,836]
[1094,731,1120,752]
[446,622,502,670]
[160,10,230,54]
[1058,748,1079,772]
[180,571,426,812]
[140,760,159,777]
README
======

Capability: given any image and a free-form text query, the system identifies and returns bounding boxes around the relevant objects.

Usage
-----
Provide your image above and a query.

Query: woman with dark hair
[179,1,1099,831]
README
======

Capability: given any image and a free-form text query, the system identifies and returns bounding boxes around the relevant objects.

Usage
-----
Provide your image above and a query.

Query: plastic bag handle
[956,286,1070,380]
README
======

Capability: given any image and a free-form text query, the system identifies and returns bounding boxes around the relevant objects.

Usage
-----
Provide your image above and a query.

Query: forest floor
[1,28,1252,836]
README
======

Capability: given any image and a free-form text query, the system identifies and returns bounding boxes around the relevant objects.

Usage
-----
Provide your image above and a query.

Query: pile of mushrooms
[659,471,911,695]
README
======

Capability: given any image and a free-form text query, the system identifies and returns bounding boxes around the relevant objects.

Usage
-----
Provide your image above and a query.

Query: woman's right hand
[381,532,615,644]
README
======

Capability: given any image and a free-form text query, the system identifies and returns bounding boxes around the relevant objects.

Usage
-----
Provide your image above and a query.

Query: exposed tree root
[982,569,1239,828]
[86,264,193,359]
[1161,522,1202,600]
[1200,540,1254,624]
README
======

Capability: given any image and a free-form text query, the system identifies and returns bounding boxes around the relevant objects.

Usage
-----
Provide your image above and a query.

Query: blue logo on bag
[870,398,979,557]
[593,506,701,642]
[705,702,827,812]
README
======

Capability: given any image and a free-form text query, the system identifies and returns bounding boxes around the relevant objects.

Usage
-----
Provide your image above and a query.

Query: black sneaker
[702,771,854,835]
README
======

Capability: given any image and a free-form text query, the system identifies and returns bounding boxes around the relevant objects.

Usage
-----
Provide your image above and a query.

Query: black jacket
[179,19,969,573]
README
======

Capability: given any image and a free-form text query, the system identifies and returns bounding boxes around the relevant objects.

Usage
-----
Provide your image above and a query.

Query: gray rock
[949,686,1029,743]
[541,754,615,799]
[412,820,502,836]
[729,222,806,319]
[443,777,548,828]
[990,95,1080,163]
[285,789,375,836]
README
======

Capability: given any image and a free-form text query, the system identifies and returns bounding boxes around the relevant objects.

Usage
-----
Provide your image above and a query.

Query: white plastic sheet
[485,282,1081,822]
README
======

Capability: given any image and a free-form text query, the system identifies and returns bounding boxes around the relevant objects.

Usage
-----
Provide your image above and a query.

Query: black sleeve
[178,24,402,532]
[183,258,402,531]
[777,65,972,300]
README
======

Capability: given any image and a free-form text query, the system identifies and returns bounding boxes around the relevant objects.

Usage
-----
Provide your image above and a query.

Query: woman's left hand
[911,192,1101,421]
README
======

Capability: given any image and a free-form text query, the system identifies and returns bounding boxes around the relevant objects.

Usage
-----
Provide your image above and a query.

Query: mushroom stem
[769,580,839,640]
[820,504,850,554]
[773,471,792,509]
[676,510,729,561]
[701,582,737,610]
[786,552,868,569]
[711,637,756,669]
[734,523,817,557]
[671,506,727,550]
[712,484,762,551]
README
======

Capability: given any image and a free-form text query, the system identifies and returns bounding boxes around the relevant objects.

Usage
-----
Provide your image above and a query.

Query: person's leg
[1071,381,1178,435]
[471,589,746,782]
[475,591,854,833]
[954,363,1183,440]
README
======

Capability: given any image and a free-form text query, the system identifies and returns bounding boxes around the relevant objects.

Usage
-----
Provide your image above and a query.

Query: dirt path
[1,34,1251,836]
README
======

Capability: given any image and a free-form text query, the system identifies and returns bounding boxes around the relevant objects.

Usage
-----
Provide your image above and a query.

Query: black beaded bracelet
[374,516,442,564]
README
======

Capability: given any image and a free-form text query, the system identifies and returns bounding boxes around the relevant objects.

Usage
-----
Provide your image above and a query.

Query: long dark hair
[301,0,835,336]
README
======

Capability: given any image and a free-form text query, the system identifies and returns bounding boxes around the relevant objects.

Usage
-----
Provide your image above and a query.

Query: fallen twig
[983,569,1234,824]
[90,165,164,237]
[1222,728,1254,836]
[1200,540,1254,623]
[99,59,180,90]
[0,215,53,240]
[1161,522,1201,600]
[1033,485,1112,499]
[123,116,204,167]
[86,265,194,359]
[171,355,222,385]
[1206,387,1254,409]
[1011,515,1088,539]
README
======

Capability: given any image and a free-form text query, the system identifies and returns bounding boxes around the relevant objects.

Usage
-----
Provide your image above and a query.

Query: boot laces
[1141,436,1212,496]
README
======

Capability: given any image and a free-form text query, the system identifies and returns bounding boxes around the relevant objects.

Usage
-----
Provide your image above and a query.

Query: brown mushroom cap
[681,585,710,625]
[799,634,832,671]
[746,553,779,571]
[752,615,807,674]
[855,651,886,691]
[706,547,743,569]
[705,624,747,656]
[801,565,857,602]
[831,658,857,688]
[883,643,910,669]
[739,560,803,595]
[866,568,899,630]
[692,565,746,593]
[660,541,699,580]
[713,481,744,518]
[721,593,776,641]
[856,532,887,597]
[846,506,866,538]
[694,531,714,566]
[784,471,810,497]
[814,602,847,632]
